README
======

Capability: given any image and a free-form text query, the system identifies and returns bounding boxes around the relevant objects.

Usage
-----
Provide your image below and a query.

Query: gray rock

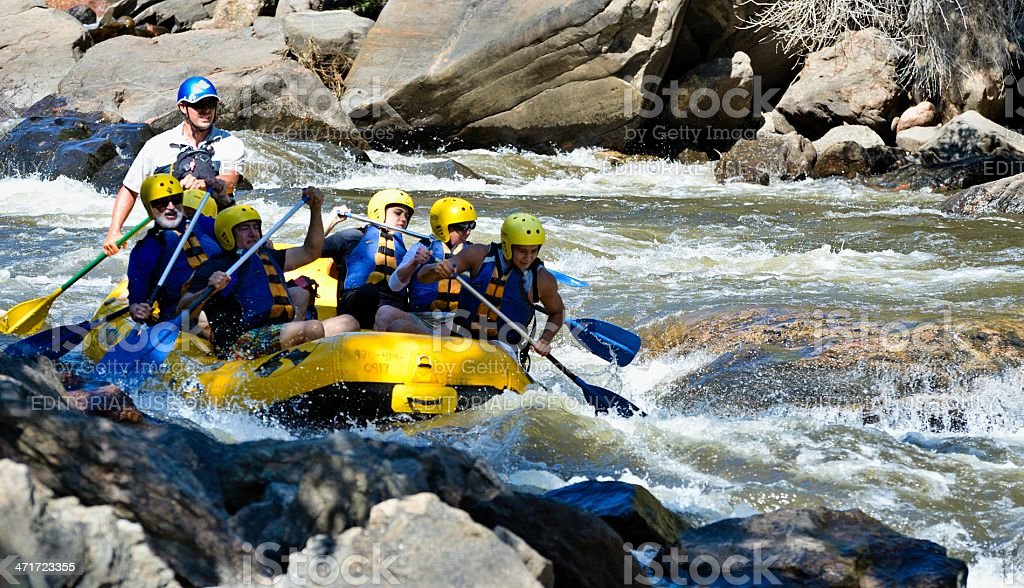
[916,110,1024,163]
[209,0,276,29]
[101,0,217,30]
[342,0,687,152]
[812,124,885,153]
[715,132,816,184]
[282,493,551,587]
[0,6,92,116]
[544,480,693,547]
[755,108,795,138]
[466,493,638,588]
[896,125,942,152]
[941,173,1024,215]
[0,460,179,588]
[282,10,372,59]
[775,29,908,139]
[668,508,967,587]
[0,0,46,18]
[275,0,313,16]
[53,28,368,150]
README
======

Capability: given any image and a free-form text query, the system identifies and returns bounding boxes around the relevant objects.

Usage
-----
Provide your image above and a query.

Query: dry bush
[293,40,353,98]
[745,0,1024,100]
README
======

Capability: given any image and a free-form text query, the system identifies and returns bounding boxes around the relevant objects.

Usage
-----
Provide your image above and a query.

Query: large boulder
[915,110,1024,163]
[52,29,368,150]
[0,5,92,117]
[342,0,687,152]
[283,493,554,587]
[811,124,885,153]
[282,10,373,96]
[775,29,908,140]
[0,460,178,587]
[208,0,276,29]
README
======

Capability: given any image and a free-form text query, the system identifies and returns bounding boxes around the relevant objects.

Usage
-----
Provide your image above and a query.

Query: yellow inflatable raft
[82,257,532,428]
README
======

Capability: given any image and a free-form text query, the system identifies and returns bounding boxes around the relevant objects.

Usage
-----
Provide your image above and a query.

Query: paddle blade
[572,374,645,418]
[4,320,94,360]
[567,318,641,367]
[548,269,589,288]
[95,318,183,382]
[0,293,57,336]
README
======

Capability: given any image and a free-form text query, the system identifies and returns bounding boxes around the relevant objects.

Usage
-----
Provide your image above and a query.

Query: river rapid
[1,129,1022,586]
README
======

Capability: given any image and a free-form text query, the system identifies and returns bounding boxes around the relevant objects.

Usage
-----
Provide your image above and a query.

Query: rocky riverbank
[0,355,968,586]
[0,0,1023,204]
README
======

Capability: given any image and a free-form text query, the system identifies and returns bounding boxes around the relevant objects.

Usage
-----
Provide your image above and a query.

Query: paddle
[546,269,589,288]
[343,212,643,417]
[95,195,309,380]
[4,306,130,360]
[534,305,641,367]
[0,217,152,336]
[143,189,214,310]
[6,192,217,361]
[337,211,638,363]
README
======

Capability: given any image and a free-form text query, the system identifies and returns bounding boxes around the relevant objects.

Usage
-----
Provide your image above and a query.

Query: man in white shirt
[103,76,246,256]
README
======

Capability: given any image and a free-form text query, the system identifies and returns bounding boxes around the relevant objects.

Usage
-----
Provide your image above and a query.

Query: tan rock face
[896,101,939,132]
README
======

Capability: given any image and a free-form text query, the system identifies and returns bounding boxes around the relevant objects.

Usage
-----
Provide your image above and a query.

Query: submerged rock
[715,133,816,184]
[641,307,1024,416]
[941,173,1024,215]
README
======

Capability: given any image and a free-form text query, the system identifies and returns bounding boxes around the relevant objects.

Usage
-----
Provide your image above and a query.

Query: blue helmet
[177,76,219,104]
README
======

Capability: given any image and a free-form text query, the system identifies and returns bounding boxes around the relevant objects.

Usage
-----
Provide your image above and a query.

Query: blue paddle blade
[567,318,641,367]
[548,269,589,288]
[95,318,183,383]
[4,320,93,359]
[570,372,644,417]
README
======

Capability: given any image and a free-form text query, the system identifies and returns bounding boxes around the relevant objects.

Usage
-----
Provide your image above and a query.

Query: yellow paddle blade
[0,290,60,335]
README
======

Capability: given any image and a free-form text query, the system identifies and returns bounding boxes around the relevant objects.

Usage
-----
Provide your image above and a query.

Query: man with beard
[126,174,221,324]
[103,76,245,256]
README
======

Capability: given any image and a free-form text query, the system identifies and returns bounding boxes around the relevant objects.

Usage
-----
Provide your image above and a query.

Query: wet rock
[641,307,1024,416]
[544,481,693,547]
[667,508,967,587]
[811,142,905,179]
[388,158,484,181]
[342,0,686,152]
[88,15,138,43]
[53,28,369,151]
[877,151,1024,192]
[467,493,638,588]
[774,29,909,140]
[67,4,97,24]
[676,148,710,164]
[715,133,816,184]
[0,4,92,116]
[101,0,217,31]
[282,493,553,588]
[0,114,150,192]
[940,173,1024,215]
[0,459,179,588]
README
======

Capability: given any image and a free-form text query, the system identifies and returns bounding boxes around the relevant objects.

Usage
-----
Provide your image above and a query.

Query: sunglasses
[450,221,476,232]
[150,194,183,210]
[188,98,218,111]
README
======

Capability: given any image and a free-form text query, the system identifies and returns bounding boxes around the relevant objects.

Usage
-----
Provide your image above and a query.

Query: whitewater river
[1,130,1023,585]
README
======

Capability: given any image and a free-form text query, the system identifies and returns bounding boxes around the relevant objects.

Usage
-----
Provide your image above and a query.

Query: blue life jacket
[229,248,294,327]
[409,239,466,312]
[454,243,542,345]
[343,225,407,290]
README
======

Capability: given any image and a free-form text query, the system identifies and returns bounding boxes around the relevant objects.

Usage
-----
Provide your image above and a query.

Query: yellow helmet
[182,189,218,219]
[500,213,545,259]
[429,197,476,242]
[367,189,414,223]
[139,174,183,217]
[214,205,261,250]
